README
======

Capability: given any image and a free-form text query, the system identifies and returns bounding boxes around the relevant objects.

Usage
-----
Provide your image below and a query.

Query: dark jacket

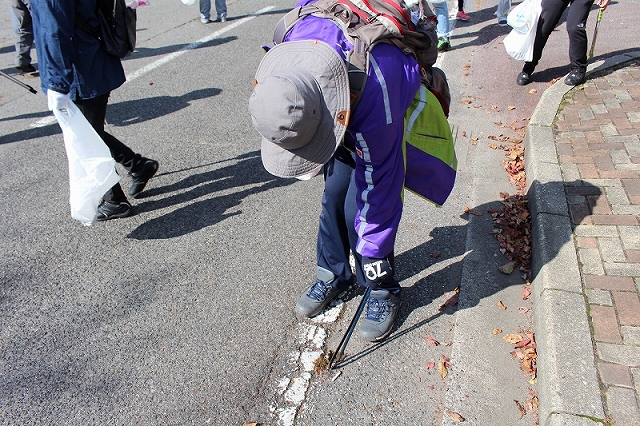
[31,0,126,100]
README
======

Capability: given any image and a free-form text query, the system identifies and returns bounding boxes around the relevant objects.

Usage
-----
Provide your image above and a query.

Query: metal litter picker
[0,70,37,94]
[328,287,372,369]
[589,7,604,59]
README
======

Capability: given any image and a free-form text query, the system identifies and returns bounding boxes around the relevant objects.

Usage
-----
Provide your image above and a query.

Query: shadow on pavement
[107,87,222,125]
[127,150,296,239]
[337,179,602,366]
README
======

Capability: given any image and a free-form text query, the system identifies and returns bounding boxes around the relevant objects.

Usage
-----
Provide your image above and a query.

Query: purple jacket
[287,1,422,258]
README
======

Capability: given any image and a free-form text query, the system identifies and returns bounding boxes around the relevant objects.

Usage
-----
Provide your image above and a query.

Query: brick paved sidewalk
[553,59,640,425]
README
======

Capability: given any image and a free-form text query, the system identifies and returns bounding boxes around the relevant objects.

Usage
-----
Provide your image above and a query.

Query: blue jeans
[497,0,511,19]
[199,0,227,21]
[433,1,450,40]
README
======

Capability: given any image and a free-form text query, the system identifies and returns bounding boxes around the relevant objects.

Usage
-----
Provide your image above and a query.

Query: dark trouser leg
[566,0,595,69]
[523,0,571,74]
[320,147,401,294]
[75,92,139,203]
[317,146,356,287]
[10,0,33,67]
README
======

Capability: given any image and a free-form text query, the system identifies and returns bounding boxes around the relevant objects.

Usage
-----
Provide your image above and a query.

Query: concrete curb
[526,51,640,426]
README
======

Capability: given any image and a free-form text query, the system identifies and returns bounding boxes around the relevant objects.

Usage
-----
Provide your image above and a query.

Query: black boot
[564,67,587,86]
[129,159,159,198]
[97,200,133,221]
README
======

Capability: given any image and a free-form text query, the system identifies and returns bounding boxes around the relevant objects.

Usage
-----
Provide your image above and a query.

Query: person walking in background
[496,0,511,26]
[10,0,35,73]
[200,0,227,23]
[30,0,159,221]
[516,0,611,86]
[431,0,452,51]
[455,0,469,20]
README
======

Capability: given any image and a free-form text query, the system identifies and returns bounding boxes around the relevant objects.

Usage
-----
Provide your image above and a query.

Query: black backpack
[76,0,137,59]
[272,0,451,116]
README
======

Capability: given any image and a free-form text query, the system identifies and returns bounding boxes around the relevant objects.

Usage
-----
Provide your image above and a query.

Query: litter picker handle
[588,8,604,59]
[0,70,37,94]
[328,287,372,369]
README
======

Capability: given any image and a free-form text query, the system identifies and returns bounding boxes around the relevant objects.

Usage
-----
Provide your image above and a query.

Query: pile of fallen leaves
[487,119,528,191]
[504,331,539,419]
[503,143,526,190]
[489,192,532,273]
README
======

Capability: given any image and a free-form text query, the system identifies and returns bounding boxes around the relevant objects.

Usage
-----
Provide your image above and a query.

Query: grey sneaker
[358,289,401,342]
[295,280,344,318]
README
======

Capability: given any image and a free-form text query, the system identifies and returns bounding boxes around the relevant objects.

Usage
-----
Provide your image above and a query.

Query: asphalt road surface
[1,0,637,424]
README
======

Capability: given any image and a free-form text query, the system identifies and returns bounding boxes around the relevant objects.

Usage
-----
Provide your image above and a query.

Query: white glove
[47,89,71,111]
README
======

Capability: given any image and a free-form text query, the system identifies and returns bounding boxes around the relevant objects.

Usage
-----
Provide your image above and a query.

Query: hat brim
[253,40,350,178]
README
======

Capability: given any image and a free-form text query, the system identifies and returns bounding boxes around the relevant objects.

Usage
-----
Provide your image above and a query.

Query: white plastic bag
[507,0,541,34]
[504,25,536,61]
[504,0,541,62]
[53,102,121,226]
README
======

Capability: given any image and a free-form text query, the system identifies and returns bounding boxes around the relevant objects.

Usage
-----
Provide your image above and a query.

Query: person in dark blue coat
[31,0,158,220]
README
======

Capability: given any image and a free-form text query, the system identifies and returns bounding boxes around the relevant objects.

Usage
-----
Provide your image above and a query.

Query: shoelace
[365,298,388,322]
[307,280,334,301]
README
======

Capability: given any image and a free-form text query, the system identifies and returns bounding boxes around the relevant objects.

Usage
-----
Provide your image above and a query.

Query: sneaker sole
[97,209,132,221]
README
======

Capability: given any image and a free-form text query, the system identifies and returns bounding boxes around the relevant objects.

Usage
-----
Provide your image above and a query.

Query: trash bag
[53,102,121,226]
[504,22,537,62]
[507,0,541,34]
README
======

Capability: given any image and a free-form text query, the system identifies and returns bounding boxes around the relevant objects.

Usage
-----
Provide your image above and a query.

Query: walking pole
[0,70,37,94]
[328,287,372,369]
[588,8,604,59]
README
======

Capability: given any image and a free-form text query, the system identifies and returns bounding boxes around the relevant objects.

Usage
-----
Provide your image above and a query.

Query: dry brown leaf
[497,300,507,310]
[439,287,460,310]
[438,361,448,378]
[446,410,465,422]
[426,336,440,346]
[243,423,259,426]
[425,361,436,369]
[515,400,526,417]
[508,105,516,110]
[518,307,530,314]
[461,131,467,137]
[503,333,523,344]
[528,88,537,94]
[432,253,442,258]
[464,206,483,216]
[522,287,531,300]
[514,338,532,348]
[492,328,502,335]
[489,143,498,149]
[461,100,472,105]
[499,261,518,274]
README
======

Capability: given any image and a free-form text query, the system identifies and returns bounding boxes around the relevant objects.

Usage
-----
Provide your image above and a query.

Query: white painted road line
[30,6,275,129]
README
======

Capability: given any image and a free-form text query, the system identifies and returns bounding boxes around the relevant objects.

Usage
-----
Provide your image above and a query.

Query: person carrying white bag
[30,0,159,224]
[503,0,541,63]
[513,0,611,87]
